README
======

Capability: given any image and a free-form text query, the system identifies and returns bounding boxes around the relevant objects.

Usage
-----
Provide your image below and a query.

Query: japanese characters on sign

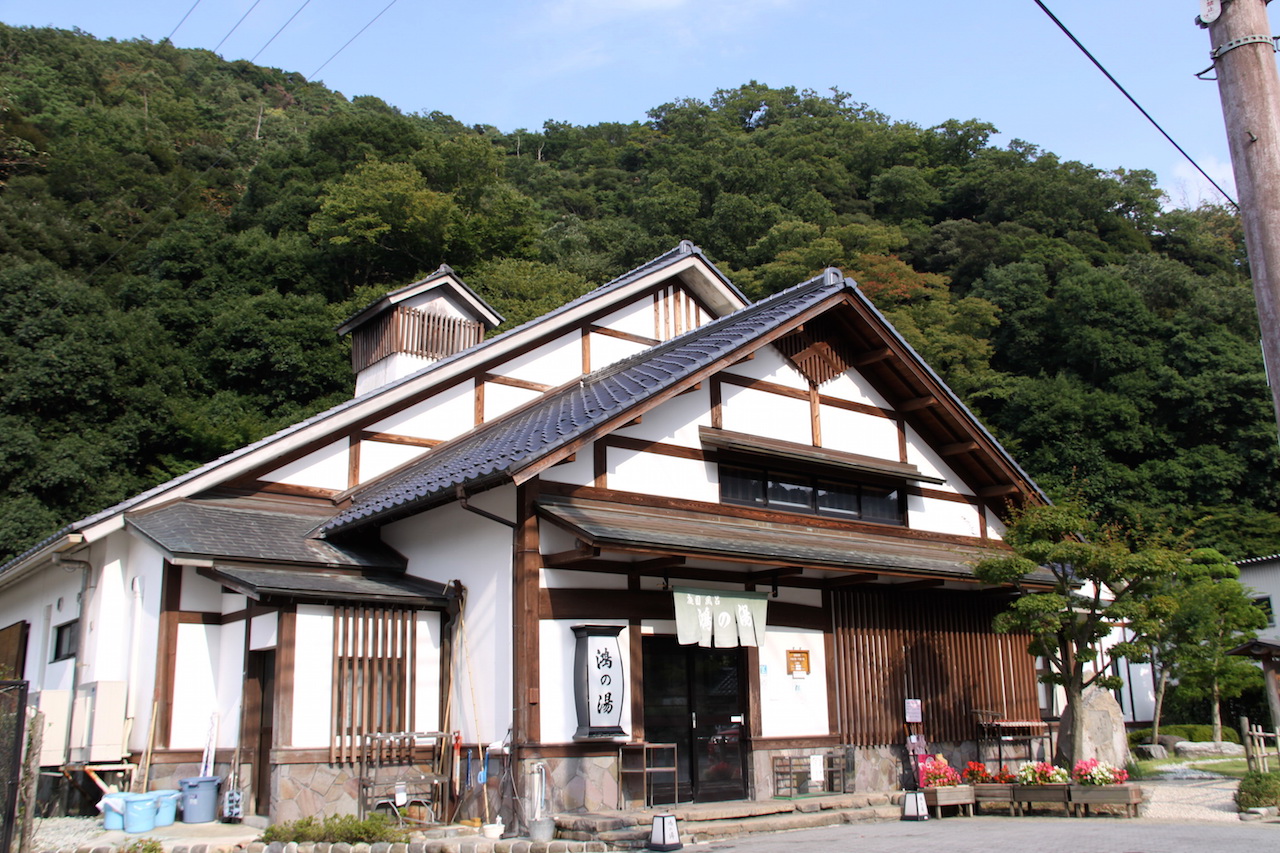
[572,625,626,740]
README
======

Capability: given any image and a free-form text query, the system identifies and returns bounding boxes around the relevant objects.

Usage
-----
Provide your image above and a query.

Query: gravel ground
[30,816,111,851]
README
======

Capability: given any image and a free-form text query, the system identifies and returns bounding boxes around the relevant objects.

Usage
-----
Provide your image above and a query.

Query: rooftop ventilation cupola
[337,265,504,396]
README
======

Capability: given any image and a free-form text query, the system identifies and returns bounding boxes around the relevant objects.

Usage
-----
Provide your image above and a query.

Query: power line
[251,0,313,63]
[214,0,265,54]
[309,0,399,80]
[1032,0,1238,208]
[165,0,202,43]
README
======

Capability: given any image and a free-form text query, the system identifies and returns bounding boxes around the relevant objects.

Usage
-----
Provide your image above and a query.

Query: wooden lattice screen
[351,306,484,373]
[331,606,418,765]
[831,587,1041,746]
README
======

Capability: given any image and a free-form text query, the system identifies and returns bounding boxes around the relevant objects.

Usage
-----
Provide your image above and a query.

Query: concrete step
[554,794,903,848]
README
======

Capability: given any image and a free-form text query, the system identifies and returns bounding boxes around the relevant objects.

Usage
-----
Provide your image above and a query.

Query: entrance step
[554,794,902,848]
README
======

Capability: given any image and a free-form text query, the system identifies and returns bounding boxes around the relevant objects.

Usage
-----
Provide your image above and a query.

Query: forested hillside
[2,24,1277,562]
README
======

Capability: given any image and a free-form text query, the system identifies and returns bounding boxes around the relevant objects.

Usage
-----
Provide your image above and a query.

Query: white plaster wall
[355,352,436,397]
[818,406,900,460]
[483,382,541,421]
[260,440,349,490]
[537,452,594,486]
[359,440,427,483]
[904,425,969,494]
[607,448,718,502]
[249,612,278,651]
[985,511,1007,542]
[588,333,649,370]
[0,558,85,692]
[415,611,443,732]
[721,346,809,391]
[366,381,474,440]
[217,620,245,748]
[493,335,580,386]
[908,496,982,538]
[120,537,165,748]
[720,385,811,444]
[382,487,517,745]
[759,627,830,738]
[180,565,223,613]
[170,623,220,749]
[539,619,632,743]
[411,289,471,320]
[773,588,822,608]
[821,371,891,409]
[597,299,657,340]
[292,604,334,748]
[612,388,710,446]
[222,593,248,616]
[1240,561,1280,642]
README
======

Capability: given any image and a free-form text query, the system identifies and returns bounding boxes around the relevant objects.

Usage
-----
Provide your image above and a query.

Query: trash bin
[153,790,181,826]
[178,776,222,823]
[123,792,160,833]
[98,794,126,831]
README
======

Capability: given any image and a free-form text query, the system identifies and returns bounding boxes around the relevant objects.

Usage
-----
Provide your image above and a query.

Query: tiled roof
[127,498,404,569]
[319,270,849,536]
[206,565,448,606]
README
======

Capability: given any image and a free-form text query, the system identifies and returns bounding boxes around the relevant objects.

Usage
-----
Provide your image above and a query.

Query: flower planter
[1069,784,1143,818]
[1011,783,1070,816]
[972,782,1015,816]
[922,784,974,818]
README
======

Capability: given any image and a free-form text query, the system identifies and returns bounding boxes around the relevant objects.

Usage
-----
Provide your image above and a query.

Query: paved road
[703,814,1280,853]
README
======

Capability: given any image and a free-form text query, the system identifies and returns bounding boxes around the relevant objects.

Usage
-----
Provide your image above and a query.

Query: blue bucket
[153,790,180,826]
[123,792,160,833]
[99,794,126,831]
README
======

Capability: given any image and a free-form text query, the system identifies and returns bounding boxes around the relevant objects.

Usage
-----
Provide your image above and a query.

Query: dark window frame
[52,619,78,662]
[1254,595,1275,627]
[719,462,905,526]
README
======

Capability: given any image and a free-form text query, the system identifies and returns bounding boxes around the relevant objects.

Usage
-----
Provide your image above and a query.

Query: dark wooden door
[244,650,275,816]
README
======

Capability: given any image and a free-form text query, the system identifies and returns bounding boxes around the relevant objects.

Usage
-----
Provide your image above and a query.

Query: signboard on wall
[572,625,626,740]
[905,698,922,723]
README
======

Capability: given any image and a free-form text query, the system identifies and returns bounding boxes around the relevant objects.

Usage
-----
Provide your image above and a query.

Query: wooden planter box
[923,784,974,818]
[972,782,1014,816]
[1011,783,1069,815]
[1069,784,1143,818]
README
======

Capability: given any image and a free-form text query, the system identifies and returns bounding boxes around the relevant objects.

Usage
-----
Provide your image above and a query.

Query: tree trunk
[1211,680,1223,743]
[1152,667,1169,744]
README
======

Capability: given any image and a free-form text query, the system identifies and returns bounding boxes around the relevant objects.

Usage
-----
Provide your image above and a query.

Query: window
[52,619,78,662]
[1254,596,1275,627]
[331,606,419,764]
[719,463,903,526]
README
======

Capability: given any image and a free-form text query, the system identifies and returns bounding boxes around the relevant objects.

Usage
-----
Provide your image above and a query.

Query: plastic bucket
[178,776,221,823]
[123,793,160,834]
[153,790,181,826]
[99,794,126,831]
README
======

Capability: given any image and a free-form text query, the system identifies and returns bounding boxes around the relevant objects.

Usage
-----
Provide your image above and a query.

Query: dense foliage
[2,25,1279,562]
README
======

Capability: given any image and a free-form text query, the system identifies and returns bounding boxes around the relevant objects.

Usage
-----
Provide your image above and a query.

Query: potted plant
[919,756,974,818]
[964,762,1017,815]
[1069,759,1142,817]
[1011,761,1071,815]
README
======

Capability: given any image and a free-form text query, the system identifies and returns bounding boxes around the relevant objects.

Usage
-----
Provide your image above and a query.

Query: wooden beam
[977,484,1020,498]
[824,573,878,588]
[939,441,981,456]
[542,544,600,566]
[852,347,893,366]
[632,556,686,571]
[898,396,937,412]
[893,579,945,591]
[747,567,803,582]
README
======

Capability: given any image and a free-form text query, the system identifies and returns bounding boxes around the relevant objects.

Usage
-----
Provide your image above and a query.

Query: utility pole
[1203,0,1280,429]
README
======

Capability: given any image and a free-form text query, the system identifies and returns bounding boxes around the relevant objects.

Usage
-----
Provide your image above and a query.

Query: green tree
[973,502,1183,764]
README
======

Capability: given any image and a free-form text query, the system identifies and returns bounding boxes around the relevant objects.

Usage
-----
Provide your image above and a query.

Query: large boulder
[1058,687,1129,766]
[1131,743,1168,760]
[1173,740,1245,758]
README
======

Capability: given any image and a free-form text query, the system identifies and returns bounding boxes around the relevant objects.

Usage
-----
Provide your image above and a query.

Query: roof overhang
[535,494,1053,587]
[199,564,449,607]
[699,426,946,485]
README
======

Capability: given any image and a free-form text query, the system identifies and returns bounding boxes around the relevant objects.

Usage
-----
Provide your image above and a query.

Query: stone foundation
[516,754,620,814]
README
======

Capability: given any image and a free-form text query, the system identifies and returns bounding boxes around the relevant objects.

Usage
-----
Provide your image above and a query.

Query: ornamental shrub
[260,814,409,844]
[1127,724,1240,746]
[1236,771,1280,811]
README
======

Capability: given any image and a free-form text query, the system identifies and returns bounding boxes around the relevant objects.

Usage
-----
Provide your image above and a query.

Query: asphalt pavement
[702,814,1280,853]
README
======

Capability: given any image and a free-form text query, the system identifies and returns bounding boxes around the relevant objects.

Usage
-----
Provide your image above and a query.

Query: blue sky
[0,0,1257,208]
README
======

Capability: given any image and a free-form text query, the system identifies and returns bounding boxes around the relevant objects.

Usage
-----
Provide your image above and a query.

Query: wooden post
[1205,0,1280,427]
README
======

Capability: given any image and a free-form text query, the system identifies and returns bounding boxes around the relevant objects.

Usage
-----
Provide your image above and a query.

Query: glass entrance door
[642,637,747,803]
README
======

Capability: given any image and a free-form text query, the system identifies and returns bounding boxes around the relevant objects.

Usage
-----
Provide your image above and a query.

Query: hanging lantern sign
[572,625,627,740]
